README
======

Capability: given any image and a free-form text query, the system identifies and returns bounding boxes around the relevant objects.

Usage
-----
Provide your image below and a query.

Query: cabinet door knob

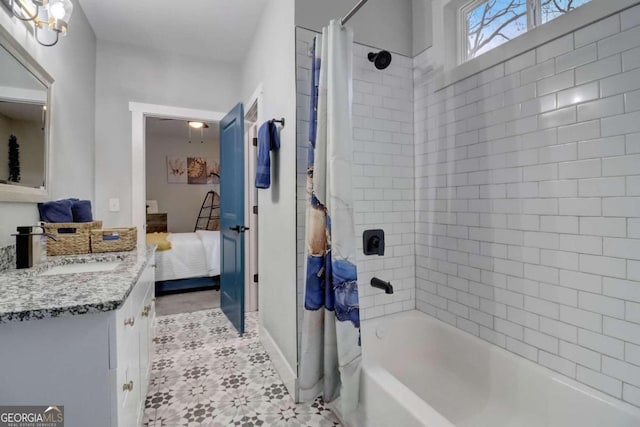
[122,381,134,392]
[124,317,135,327]
[142,305,152,317]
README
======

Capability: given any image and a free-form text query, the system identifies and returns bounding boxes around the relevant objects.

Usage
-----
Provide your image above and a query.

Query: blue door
[220,103,245,335]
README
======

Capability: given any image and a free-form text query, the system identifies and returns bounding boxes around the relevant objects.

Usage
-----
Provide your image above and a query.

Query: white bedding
[154,231,220,282]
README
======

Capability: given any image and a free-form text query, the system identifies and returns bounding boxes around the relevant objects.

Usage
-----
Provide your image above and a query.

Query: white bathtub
[359,310,640,427]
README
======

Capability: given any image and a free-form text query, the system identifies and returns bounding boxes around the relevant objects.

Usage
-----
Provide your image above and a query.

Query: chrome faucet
[12,226,57,269]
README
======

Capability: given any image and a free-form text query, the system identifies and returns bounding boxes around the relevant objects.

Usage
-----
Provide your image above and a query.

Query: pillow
[71,200,93,222]
[146,232,172,251]
[38,199,74,223]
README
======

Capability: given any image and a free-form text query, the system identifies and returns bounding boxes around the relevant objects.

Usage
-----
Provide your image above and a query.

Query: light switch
[109,198,120,212]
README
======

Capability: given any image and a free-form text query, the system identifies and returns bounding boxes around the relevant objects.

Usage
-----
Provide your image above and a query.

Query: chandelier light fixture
[1,0,74,46]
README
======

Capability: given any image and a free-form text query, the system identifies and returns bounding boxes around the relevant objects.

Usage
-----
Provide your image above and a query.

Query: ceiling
[146,117,219,142]
[78,0,269,62]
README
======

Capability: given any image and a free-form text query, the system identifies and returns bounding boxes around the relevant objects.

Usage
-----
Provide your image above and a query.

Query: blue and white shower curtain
[299,20,361,422]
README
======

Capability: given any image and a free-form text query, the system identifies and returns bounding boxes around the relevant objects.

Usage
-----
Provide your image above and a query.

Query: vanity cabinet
[0,259,156,427]
[111,261,156,427]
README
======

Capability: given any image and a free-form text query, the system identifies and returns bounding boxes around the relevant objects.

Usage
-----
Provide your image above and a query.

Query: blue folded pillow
[71,200,93,222]
[38,199,74,223]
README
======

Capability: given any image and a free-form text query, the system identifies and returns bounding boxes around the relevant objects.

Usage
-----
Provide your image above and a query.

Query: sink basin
[40,261,121,276]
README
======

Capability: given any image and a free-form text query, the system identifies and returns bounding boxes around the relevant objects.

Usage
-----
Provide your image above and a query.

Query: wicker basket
[43,221,103,256]
[90,227,137,253]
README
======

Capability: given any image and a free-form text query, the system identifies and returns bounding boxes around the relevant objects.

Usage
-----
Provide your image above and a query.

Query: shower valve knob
[363,229,385,256]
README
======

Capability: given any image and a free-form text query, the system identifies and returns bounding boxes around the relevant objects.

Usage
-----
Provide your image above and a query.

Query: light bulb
[50,2,66,19]
[189,121,205,129]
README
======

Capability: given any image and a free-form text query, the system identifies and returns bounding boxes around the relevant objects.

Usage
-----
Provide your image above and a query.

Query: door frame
[129,102,225,244]
[243,85,263,314]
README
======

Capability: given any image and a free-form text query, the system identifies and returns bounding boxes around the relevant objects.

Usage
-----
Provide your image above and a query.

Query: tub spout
[371,277,393,294]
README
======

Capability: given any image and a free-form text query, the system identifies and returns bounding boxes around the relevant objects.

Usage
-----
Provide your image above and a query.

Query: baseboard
[260,325,298,401]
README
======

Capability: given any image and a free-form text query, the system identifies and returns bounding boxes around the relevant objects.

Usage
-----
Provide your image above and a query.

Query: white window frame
[460,0,590,63]
[438,0,637,91]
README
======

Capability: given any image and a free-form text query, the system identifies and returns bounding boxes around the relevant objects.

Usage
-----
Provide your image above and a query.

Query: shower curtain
[299,20,361,422]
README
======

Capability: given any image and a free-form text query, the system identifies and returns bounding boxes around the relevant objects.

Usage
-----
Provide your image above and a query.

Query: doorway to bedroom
[139,100,260,319]
[145,117,223,315]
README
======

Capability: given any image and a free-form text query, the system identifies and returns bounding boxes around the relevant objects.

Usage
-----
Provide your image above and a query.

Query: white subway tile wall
[414,5,640,408]
[295,28,415,354]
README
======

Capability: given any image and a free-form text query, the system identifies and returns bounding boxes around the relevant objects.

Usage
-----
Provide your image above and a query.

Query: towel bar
[271,117,285,127]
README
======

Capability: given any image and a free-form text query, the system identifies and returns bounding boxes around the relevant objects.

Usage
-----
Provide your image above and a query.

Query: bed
[151,191,221,294]
[153,230,221,294]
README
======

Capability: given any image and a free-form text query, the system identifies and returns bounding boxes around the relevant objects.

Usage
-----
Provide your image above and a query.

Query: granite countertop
[0,246,156,324]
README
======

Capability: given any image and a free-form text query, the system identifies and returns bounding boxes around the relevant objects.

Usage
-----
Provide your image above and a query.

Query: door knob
[230,225,250,233]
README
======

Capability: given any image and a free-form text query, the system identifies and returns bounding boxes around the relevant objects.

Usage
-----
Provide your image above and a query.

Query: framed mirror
[0,25,53,202]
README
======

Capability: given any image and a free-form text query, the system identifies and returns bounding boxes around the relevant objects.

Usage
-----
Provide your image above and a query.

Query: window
[463,0,592,61]
[540,0,591,24]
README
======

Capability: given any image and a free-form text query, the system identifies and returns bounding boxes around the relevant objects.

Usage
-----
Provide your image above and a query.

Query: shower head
[368,50,392,70]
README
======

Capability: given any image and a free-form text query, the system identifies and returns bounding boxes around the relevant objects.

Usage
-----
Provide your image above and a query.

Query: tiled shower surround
[294,4,640,411]
[296,26,416,333]
[414,5,640,408]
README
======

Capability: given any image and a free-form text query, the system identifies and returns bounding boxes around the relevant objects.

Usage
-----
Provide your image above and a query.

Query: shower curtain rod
[341,0,369,25]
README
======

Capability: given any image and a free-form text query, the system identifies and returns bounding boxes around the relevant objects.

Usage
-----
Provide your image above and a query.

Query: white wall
[0,6,96,247]
[241,0,298,387]
[414,3,640,408]
[412,0,433,56]
[145,129,219,233]
[94,41,241,227]
[295,0,418,57]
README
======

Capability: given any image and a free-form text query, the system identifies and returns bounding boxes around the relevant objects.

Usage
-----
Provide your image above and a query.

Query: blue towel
[38,199,74,223]
[71,200,93,222]
[38,198,93,223]
[255,121,281,189]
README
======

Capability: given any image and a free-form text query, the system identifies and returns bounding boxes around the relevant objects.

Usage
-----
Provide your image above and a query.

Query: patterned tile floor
[144,309,342,426]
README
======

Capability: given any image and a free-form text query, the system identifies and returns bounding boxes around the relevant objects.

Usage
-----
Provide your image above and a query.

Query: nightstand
[146,213,168,233]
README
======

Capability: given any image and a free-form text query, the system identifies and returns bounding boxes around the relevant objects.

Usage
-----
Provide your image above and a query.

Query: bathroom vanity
[0,247,156,427]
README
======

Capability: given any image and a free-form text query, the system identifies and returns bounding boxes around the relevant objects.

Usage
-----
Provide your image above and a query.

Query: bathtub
[359,310,640,427]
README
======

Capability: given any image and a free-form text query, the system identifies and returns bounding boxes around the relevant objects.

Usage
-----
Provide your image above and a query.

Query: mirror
[0,26,52,202]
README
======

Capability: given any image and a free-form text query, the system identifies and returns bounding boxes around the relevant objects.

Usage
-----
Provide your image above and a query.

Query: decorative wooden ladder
[194,191,220,231]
